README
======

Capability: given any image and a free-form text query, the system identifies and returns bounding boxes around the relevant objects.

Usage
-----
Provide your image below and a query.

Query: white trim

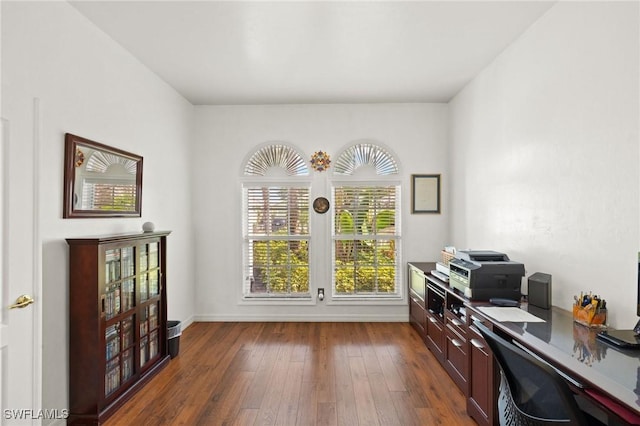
[238,297,315,306]
[177,315,196,331]
[325,297,405,306]
[331,178,402,185]
[0,117,8,420]
[32,98,43,423]
[240,176,312,185]
[194,313,409,322]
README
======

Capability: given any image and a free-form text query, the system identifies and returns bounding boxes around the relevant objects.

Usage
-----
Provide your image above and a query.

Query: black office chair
[474,321,592,425]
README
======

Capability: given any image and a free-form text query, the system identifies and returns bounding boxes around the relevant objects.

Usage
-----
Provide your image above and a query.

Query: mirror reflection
[64,133,143,218]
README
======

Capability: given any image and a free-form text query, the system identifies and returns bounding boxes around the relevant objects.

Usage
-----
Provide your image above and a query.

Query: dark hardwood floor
[104,322,476,426]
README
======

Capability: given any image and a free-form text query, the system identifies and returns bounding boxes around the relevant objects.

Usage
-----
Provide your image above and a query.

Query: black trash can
[167,320,182,359]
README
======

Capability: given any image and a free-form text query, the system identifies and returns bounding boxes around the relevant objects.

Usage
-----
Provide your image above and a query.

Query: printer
[448,250,524,300]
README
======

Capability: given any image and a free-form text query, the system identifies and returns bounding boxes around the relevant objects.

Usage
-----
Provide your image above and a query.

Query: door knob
[9,294,34,309]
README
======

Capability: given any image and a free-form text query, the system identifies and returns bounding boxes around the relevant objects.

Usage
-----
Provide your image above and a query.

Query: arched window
[81,151,138,211]
[333,143,398,176]
[331,142,401,298]
[244,144,309,177]
[242,144,310,298]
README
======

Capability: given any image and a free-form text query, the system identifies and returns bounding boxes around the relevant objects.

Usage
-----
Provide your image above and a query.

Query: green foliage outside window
[334,246,396,294]
[251,240,309,293]
[93,184,136,211]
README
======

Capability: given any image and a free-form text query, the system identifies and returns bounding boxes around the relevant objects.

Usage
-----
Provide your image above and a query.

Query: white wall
[449,2,639,328]
[193,103,448,321]
[2,1,196,420]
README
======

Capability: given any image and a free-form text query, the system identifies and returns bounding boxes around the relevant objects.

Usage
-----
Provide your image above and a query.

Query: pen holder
[572,305,607,328]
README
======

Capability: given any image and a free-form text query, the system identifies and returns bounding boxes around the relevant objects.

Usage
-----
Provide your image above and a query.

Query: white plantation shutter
[333,143,398,176]
[243,185,310,297]
[82,179,137,211]
[332,184,400,296]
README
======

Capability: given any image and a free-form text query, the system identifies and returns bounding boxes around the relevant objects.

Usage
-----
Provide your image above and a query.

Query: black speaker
[528,272,552,309]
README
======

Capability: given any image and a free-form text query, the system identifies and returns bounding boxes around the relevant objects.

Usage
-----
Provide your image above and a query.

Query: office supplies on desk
[448,250,525,300]
[597,329,640,349]
[572,292,607,328]
[435,261,449,276]
[489,297,519,307]
[430,269,449,282]
[477,306,545,323]
[599,252,640,348]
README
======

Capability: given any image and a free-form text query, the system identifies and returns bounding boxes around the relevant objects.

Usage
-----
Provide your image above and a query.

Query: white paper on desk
[477,307,546,323]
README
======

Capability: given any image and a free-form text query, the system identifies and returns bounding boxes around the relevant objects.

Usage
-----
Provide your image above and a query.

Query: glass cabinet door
[122,279,135,312]
[139,241,161,301]
[105,324,121,396]
[139,301,161,368]
[104,247,138,318]
[105,315,138,397]
[148,270,159,298]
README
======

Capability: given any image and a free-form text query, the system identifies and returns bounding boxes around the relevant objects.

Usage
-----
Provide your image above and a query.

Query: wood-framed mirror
[63,133,143,218]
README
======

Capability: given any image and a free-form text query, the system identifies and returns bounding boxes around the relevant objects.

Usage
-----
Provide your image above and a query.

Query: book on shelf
[105,358,120,396]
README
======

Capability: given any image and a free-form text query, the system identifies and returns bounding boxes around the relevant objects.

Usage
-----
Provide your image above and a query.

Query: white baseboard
[193,313,409,322]
[44,417,66,426]
[179,314,195,330]
[167,314,195,333]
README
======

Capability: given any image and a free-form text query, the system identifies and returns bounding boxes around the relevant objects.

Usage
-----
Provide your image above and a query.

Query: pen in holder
[572,292,607,328]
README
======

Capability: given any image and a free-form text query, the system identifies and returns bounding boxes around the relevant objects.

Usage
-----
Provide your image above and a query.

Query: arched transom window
[244,144,309,176]
[333,143,399,176]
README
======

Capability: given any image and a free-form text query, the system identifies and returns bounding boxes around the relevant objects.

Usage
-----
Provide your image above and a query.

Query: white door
[1,115,41,425]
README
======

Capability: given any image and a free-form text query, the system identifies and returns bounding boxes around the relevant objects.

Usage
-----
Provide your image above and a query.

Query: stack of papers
[477,307,545,323]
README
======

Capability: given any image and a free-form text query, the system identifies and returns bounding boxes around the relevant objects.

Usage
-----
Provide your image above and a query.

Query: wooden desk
[484,303,640,425]
[408,262,640,425]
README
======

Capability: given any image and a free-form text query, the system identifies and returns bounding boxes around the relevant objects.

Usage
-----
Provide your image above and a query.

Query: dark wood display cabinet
[67,231,171,425]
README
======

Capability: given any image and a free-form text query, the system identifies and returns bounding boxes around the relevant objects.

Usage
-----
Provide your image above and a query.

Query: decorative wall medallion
[75,148,85,167]
[310,151,331,172]
[313,197,330,214]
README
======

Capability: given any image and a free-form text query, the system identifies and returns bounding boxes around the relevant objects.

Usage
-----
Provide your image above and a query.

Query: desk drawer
[409,294,426,338]
[426,313,445,363]
[446,311,467,338]
[446,324,468,394]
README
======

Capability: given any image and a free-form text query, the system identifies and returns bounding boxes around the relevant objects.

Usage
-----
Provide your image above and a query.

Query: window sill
[240,295,314,306]
[326,295,405,306]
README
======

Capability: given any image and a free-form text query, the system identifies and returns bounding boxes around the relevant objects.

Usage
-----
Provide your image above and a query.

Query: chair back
[474,321,588,425]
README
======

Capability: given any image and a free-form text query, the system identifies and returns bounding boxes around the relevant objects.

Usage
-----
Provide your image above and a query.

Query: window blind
[332,185,400,296]
[82,179,137,211]
[243,186,310,296]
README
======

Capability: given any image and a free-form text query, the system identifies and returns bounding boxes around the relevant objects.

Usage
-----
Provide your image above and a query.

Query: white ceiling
[69,1,555,105]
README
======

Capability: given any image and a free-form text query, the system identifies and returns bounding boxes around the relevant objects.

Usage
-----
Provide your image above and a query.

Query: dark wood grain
[104,322,477,426]
[67,232,171,425]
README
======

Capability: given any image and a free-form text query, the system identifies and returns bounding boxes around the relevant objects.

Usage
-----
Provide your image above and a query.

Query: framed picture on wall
[411,174,441,214]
